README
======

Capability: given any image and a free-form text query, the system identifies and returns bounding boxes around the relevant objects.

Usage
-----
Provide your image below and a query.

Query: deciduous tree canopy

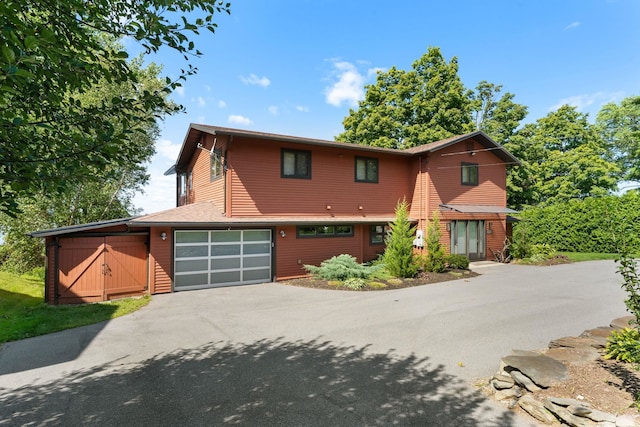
[0,0,230,216]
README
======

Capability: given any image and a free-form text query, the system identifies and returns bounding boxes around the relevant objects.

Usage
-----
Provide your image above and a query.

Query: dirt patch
[281,269,478,291]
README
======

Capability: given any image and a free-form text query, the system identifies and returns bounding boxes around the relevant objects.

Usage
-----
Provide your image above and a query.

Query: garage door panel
[174,229,272,291]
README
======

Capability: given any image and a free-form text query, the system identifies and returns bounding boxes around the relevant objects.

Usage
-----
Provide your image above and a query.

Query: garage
[174,229,272,290]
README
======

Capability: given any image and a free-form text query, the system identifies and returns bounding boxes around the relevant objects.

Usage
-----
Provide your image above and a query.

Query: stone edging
[488,316,638,426]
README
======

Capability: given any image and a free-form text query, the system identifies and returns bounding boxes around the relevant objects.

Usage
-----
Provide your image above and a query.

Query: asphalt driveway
[0,261,628,426]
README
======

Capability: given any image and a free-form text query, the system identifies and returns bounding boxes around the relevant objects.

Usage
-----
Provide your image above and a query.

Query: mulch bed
[281,269,478,291]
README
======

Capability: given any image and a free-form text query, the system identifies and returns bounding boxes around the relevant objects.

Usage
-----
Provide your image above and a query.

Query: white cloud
[324,60,378,107]
[197,96,206,107]
[564,21,581,30]
[228,114,253,126]
[196,115,206,123]
[296,105,309,112]
[218,100,227,108]
[240,73,271,87]
[155,139,181,161]
[205,85,212,92]
[268,105,279,115]
[175,86,185,97]
[133,173,176,214]
[550,91,625,113]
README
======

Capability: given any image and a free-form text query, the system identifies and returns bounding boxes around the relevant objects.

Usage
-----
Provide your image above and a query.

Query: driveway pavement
[0,261,628,426]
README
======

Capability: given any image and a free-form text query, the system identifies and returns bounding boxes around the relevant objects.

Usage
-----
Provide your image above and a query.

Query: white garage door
[174,230,272,291]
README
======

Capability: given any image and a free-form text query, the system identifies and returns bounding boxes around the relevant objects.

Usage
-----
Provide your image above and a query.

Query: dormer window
[210,148,222,181]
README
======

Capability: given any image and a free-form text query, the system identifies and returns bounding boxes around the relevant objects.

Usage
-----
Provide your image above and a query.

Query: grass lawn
[0,271,150,344]
[557,252,620,262]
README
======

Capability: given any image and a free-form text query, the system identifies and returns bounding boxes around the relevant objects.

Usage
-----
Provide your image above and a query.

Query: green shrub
[368,281,387,289]
[509,225,531,259]
[604,328,640,363]
[304,254,379,281]
[424,211,446,273]
[342,277,367,290]
[383,199,419,278]
[444,254,469,270]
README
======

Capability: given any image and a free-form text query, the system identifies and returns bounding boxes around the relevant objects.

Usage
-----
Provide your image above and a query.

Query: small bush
[604,328,640,363]
[342,277,368,290]
[304,254,379,281]
[368,281,387,289]
[444,254,469,270]
[509,225,531,259]
[530,243,555,259]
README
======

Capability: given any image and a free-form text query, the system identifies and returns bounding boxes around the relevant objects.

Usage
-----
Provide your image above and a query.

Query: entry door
[450,220,485,260]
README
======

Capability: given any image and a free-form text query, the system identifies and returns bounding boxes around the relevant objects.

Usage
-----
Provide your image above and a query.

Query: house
[31,124,519,304]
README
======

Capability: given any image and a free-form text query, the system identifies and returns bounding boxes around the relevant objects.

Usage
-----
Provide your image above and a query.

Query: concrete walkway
[0,261,627,426]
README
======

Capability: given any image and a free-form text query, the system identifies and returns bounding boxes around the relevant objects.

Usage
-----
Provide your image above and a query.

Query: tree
[0,0,230,216]
[469,81,528,146]
[596,96,640,182]
[337,47,472,148]
[504,105,619,208]
[424,211,445,273]
[383,199,418,278]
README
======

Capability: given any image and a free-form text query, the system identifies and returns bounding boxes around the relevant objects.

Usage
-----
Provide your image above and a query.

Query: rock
[510,370,542,392]
[566,404,592,417]
[616,414,636,427]
[581,326,615,338]
[545,346,601,366]
[549,335,601,349]
[502,354,568,388]
[518,394,556,424]
[580,407,616,423]
[491,374,515,390]
[611,316,635,330]
[547,396,592,408]
[494,386,523,401]
[511,349,543,357]
[543,399,591,427]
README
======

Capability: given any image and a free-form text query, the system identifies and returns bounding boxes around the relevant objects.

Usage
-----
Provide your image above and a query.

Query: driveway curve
[0,261,628,426]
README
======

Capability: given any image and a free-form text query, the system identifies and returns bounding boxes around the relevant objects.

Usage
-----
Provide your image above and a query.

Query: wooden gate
[57,235,148,304]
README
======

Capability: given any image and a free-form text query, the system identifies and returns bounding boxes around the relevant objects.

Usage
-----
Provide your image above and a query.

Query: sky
[129,0,640,214]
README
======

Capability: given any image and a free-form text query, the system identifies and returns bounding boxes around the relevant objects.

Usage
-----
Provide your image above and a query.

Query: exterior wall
[179,133,228,209]
[275,224,381,279]
[148,226,173,294]
[227,137,412,218]
[426,138,507,214]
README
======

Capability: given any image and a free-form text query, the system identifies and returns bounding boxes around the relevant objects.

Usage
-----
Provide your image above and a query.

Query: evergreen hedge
[515,192,640,253]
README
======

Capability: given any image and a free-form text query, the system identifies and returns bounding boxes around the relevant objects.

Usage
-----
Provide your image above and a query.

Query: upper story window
[210,148,222,181]
[179,172,187,196]
[355,157,378,183]
[282,149,311,179]
[461,162,479,186]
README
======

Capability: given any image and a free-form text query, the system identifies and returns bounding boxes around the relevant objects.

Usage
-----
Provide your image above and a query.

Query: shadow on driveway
[0,338,519,426]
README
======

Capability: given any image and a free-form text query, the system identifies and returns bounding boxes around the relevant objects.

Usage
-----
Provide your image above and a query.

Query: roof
[403,131,521,165]
[129,201,401,227]
[169,125,520,173]
[29,217,138,238]
[439,204,519,214]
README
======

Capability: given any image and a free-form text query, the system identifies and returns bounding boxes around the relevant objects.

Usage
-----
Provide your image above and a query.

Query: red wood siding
[181,133,227,208]
[227,138,412,217]
[149,226,172,294]
[427,139,507,214]
[275,225,376,279]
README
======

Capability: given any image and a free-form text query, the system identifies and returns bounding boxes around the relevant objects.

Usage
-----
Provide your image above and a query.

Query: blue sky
[131,0,640,214]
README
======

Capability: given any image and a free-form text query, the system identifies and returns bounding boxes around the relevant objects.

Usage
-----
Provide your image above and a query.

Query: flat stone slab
[545,346,601,366]
[611,316,635,329]
[580,326,615,338]
[548,335,602,349]
[502,354,568,388]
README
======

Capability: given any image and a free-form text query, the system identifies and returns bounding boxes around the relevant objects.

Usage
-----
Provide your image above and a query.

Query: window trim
[296,225,354,238]
[355,156,379,183]
[281,149,312,179]
[210,148,223,182]
[461,162,479,186]
[370,224,386,245]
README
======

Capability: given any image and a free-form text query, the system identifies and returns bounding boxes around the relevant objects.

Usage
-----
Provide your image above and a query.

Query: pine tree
[383,200,418,278]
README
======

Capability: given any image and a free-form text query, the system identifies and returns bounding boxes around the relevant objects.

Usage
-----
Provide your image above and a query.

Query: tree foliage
[596,96,640,182]
[383,199,418,278]
[504,105,620,208]
[424,211,445,273]
[0,0,230,216]
[337,47,472,148]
